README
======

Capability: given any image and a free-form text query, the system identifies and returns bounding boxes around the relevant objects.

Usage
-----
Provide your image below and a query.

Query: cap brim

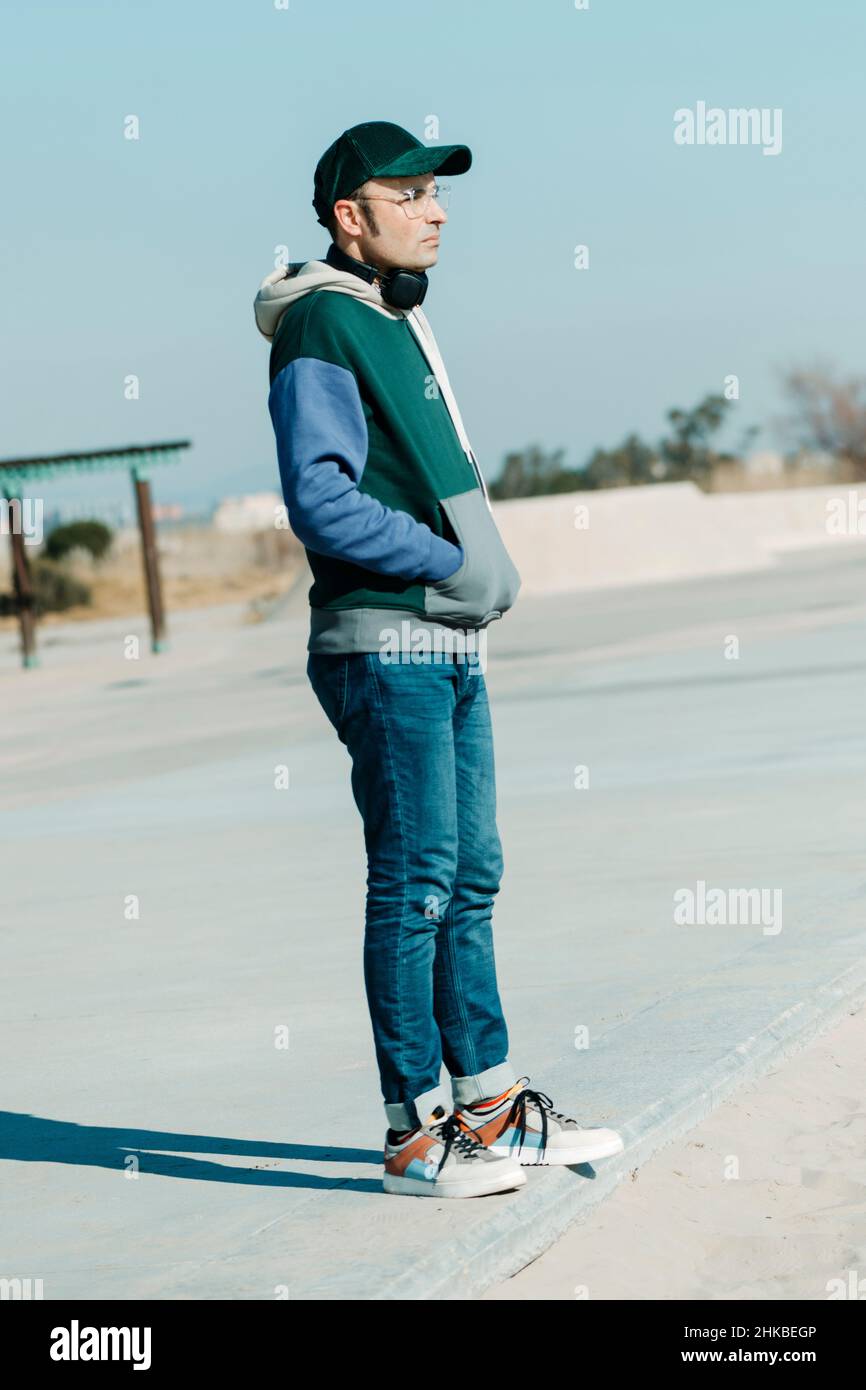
[371,143,472,178]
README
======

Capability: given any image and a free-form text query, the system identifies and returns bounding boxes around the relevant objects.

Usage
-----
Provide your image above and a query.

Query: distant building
[212,491,284,532]
[152,501,184,521]
[743,450,785,477]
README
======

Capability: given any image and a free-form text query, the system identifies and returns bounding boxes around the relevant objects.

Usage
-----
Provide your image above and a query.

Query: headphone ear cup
[381,270,428,310]
[326,242,429,310]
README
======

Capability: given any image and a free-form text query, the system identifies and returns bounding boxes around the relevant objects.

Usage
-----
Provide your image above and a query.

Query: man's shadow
[0,1112,384,1191]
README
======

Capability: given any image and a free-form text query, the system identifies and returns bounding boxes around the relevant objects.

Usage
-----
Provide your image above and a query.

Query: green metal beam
[0,440,190,487]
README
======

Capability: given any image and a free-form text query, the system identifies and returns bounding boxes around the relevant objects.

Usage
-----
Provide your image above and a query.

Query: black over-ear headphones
[324,241,428,310]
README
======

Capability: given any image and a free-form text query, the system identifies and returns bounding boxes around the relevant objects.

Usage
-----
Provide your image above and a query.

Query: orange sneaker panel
[383,1132,439,1176]
[459,1109,544,1146]
[458,1112,508,1145]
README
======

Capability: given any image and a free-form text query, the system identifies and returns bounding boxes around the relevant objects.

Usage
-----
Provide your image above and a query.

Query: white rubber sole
[487,1133,625,1165]
[382,1166,527,1198]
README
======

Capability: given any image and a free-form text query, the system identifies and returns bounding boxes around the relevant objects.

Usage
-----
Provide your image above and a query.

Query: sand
[483,1002,866,1300]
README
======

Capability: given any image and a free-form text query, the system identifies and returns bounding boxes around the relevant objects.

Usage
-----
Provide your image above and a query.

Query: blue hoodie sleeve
[268,356,463,582]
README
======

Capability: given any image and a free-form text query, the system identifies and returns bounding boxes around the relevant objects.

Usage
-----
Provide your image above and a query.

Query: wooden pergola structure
[0,440,190,669]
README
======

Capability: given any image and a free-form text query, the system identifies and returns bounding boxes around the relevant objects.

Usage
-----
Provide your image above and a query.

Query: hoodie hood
[253,259,404,341]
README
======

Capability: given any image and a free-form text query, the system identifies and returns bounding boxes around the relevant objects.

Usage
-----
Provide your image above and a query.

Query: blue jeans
[306,649,517,1130]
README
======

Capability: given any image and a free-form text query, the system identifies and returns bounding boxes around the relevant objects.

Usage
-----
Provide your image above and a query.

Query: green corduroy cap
[313,120,472,227]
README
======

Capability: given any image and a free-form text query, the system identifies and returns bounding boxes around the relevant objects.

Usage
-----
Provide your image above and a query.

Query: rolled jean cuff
[385,1080,452,1132]
[451,1059,518,1109]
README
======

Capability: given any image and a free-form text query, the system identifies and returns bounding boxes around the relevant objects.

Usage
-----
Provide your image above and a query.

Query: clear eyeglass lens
[403,184,450,217]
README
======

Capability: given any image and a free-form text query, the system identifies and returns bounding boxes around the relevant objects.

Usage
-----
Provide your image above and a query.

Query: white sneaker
[456,1077,625,1166]
[382,1105,527,1197]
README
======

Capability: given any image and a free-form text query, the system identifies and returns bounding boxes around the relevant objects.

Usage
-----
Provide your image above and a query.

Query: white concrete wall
[492,481,866,595]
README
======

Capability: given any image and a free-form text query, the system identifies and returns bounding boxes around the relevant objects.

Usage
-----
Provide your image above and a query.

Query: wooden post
[5,492,39,669]
[131,468,168,652]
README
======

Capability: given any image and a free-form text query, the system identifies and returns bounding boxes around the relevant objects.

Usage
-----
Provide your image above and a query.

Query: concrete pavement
[2,544,866,1298]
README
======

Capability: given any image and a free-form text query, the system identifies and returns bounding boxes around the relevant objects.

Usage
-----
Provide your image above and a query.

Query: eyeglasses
[355,183,451,219]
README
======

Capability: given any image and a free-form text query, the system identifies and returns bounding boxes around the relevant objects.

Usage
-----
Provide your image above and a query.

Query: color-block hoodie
[253,255,521,653]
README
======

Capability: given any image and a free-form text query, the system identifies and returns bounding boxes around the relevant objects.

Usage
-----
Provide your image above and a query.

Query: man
[254,121,623,1197]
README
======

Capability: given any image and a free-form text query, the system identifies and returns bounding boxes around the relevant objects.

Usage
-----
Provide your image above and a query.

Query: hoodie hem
[307,605,490,655]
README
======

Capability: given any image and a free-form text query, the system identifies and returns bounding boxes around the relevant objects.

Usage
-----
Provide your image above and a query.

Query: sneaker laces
[506,1077,577,1151]
[427,1111,484,1167]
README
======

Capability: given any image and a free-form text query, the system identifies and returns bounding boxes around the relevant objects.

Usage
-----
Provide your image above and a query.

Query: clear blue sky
[1,0,863,514]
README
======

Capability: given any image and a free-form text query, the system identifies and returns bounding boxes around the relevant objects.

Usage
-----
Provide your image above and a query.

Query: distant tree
[31,559,92,613]
[44,519,113,561]
[490,391,750,497]
[778,363,866,479]
[488,444,584,499]
[654,394,735,483]
[582,433,659,489]
[735,423,762,458]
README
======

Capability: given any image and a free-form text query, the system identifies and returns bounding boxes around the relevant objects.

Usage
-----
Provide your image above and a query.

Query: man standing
[254,121,623,1197]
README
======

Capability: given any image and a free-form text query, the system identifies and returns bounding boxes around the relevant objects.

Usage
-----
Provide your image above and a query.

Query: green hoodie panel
[271,289,478,615]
